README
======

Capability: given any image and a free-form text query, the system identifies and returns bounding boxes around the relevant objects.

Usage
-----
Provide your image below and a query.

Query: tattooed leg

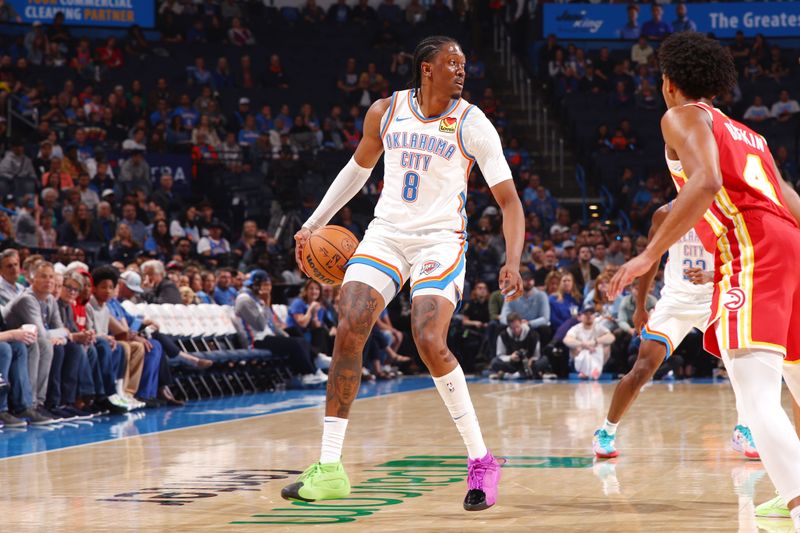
[411,295,457,378]
[325,281,384,418]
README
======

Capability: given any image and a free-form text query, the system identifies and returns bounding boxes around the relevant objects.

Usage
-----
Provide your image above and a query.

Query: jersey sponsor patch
[419,260,441,276]
[439,117,457,133]
[722,287,746,311]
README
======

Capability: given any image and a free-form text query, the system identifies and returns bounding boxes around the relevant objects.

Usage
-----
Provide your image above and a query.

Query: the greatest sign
[543,2,800,39]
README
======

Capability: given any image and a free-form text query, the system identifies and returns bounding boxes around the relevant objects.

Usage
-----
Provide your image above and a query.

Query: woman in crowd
[286,279,331,357]
[549,271,581,333]
[144,219,174,261]
[109,223,140,263]
[234,270,326,386]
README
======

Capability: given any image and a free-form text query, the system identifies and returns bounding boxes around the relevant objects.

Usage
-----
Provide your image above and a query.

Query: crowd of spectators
[0,0,755,408]
[540,18,800,236]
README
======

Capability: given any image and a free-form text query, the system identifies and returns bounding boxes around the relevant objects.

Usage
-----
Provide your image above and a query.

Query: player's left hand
[608,252,656,300]
[499,264,523,302]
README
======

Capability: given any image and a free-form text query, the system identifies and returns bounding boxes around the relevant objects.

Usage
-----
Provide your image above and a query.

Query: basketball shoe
[593,429,619,458]
[281,461,350,502]
[463,451,503,511]
[731,425,760,460]
[755,493,790,518]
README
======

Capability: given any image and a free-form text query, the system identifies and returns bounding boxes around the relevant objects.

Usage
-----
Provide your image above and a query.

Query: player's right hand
[632,306,649,334]
[294,227,312,276]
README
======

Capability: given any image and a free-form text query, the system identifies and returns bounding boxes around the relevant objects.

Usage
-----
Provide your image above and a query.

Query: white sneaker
[108,394,130,410]
[301,373,327,386]
[315,353,332,370]
[508,371,523,380]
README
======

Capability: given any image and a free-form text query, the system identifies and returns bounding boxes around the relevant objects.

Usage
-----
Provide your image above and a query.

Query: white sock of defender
[433,365,488,460]
[320,416,349,464]
[602,419,619,436]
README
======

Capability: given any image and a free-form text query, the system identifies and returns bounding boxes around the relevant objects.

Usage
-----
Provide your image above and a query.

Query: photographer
[489,313,544,380]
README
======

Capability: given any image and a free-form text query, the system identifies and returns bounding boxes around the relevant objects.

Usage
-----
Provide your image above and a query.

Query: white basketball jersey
[375,89,475,235]
[661,225,714,303]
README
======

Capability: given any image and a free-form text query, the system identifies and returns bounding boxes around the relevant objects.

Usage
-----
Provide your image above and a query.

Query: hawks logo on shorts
[439,117,457,133]
[722,287,746,311]
[419,260,441,276]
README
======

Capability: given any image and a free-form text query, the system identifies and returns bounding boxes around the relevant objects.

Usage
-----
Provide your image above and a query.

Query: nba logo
[419,260,440,276]
[446,381,455,392]
[439,117,457,133]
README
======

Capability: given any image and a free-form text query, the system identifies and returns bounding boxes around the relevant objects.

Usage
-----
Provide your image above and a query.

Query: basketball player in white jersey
[593,203,759,459]
[281,36,524,511]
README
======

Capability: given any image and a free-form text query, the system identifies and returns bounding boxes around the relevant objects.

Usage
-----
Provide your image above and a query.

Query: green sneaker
[281,461,351,502]
[755,493,790,518]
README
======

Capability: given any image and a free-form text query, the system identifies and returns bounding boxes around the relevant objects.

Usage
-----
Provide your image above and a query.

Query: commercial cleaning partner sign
[7,0,155,28]
[543,2,800,39]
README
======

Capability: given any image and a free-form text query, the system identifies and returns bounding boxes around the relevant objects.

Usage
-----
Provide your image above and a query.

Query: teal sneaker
[593,429,619,459]
[755,493,789,518]
[281,461,351,502]
[731,425,760,460]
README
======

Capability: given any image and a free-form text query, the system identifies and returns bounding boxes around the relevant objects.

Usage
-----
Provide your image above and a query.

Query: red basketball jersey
[669,101,800,359]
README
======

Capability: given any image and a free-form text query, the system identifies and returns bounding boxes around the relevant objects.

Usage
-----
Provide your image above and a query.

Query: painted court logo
[232,455,592,525]
[419,261,440,276]
[439,117,457,134]
[722,287,746,311]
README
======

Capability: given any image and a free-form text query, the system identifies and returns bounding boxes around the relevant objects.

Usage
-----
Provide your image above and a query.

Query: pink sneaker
[463,451,503,511]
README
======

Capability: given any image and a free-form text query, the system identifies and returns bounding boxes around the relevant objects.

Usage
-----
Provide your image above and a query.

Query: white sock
[790,505,800,531]
[602,419,619,436]
[320,416,348,464]
[432,365,488,460]
[115,379,125,397]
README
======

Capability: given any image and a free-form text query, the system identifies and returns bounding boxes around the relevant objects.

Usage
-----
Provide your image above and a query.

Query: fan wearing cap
[92,266,168,408]
[235,270,326,386]
[563,305,615,380]
[197,219,231,263]
[115,270,209,404]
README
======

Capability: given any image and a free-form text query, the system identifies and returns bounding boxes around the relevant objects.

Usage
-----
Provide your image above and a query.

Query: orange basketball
[301,225,359,285]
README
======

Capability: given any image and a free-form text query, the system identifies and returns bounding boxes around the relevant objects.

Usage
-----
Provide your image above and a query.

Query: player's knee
[412,327,446,358]
[630,355,661,383]
[335,319,371,354]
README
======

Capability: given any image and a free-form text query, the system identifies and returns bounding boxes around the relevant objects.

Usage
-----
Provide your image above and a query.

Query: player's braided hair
[658,32,736,100]
[411,35,459,104]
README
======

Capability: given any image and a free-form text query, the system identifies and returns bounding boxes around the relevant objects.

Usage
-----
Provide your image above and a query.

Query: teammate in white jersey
[593,203,759,459]
[282,36,524,511]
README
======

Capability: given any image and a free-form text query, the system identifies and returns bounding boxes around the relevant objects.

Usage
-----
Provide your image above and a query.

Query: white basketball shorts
[343,220,466,309]
[641,293,712,359]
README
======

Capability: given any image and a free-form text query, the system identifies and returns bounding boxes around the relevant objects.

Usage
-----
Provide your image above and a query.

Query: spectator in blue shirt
[213,269,237,306]
[196,271,216,304]
[466,51,486,80]
[549,272,581,333]
[187,56,212,86]
[238,115,260,146]
[286,279,328,353]
[641,4,672,41]
[149,99,171,127]
[256,105,274,133]
[618,4,640,40]
[672,2,696,33]
[171,94,200,129]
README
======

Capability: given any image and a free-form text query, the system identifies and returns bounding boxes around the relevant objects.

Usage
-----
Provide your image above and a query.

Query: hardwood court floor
[0,379,794,532]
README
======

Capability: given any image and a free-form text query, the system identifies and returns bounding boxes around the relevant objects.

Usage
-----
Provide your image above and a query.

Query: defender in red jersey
[608,32,800,528]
